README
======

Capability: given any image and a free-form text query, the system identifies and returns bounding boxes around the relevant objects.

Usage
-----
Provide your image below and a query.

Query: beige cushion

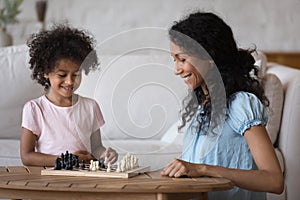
[263,73,284,144]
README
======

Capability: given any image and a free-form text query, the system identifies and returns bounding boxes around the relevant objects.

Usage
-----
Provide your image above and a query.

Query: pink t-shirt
[22,95,105,155]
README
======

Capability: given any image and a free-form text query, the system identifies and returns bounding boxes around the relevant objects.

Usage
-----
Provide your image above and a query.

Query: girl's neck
[45,93,78,107]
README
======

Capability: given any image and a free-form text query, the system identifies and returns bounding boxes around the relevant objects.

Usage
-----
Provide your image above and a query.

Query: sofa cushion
[263,73,284,144]
[0,45,44,139]
[0,139,22,166]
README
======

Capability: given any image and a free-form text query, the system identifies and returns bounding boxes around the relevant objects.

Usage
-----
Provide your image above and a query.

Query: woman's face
[170,42,209,91]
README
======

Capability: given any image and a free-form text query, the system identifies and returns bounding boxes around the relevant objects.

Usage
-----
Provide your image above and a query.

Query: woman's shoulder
[227,91,268,135]
[229,91,259,102]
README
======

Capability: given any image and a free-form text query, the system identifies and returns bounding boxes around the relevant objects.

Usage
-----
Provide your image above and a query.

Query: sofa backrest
[77,53,187,140]
[0,45,187,141]
[0,45,44,139]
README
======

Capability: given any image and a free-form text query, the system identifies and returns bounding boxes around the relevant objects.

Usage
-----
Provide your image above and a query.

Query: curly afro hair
[27,24,99,90]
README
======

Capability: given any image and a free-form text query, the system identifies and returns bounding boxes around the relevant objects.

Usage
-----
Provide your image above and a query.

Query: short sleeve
[21,101,41,137]
[90,99,105,132]
[227,92,268,135]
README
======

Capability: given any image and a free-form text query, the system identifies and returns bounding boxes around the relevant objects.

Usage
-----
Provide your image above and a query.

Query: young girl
[21,25,118,167]
[160,12,283,199]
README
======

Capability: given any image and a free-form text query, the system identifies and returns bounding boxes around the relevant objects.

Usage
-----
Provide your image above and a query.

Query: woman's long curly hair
[27,24,99,90]
[169,11,269,134]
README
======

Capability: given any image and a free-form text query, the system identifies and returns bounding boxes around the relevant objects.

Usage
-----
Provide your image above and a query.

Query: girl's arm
[161,125,284,194]
[20,128,57,167]
[90,129,118,164]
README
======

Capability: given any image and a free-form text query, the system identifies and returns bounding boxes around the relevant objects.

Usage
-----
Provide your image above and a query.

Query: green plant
[0,0,23,30]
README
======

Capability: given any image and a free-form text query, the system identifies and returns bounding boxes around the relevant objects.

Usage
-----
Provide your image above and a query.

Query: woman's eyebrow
[172,52,185,57]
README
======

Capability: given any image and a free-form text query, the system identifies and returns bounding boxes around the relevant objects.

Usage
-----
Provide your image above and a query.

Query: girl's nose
[65,75,75,85]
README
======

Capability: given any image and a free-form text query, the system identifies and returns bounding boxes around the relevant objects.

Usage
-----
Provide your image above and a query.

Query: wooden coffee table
[0,166,233,200]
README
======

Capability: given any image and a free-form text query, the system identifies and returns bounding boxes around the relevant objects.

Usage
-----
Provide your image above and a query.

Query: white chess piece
[91,160,97,171]
[121,159,125,172]
[106,162,111,172]
[95,161,100,170]
[116,162,121,173]
[89,160,93,170]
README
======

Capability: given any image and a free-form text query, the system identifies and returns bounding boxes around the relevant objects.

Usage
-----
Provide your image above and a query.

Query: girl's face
[44,59,81,102]
[170,42,209,91]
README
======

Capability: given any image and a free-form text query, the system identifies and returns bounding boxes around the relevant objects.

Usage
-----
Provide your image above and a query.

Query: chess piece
[73,155,79,168]
[54,157,62,170]
[99,158,105,168]
[116,162,121,173]
[89,160,93,170]
[106,163,111,172]
[61,153,65,168]
[95,161,100,170]
[80,160,85,170]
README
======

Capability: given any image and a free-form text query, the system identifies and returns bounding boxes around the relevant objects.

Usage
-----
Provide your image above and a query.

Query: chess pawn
[106,162,111,172]
[54,157,62,170]
[116,162,121,173]
[121,159,126,172]
[89,160,93,170]
[95,161,100,170]
[80,160,85,170]
[99,158,105,168]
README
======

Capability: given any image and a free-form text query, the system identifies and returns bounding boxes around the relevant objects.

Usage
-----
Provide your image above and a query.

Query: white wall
[6,0,300,51]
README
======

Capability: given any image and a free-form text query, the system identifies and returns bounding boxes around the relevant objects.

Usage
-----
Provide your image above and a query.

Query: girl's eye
[58,74,66,77]
[73,73,81,77]
[180,58,186,63]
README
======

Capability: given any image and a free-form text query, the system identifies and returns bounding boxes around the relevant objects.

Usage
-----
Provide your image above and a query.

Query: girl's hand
[101,147,118,164]
[160,158,203,178]
[73,150,95,163]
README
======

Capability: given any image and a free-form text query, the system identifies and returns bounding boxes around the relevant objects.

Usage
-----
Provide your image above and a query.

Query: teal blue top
[182,91,268,200]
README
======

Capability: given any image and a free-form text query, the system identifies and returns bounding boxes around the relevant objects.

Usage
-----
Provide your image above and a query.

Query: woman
[161,11,283,200]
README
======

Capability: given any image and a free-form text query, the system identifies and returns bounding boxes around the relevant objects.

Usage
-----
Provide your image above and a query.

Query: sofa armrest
[266,63,300,200]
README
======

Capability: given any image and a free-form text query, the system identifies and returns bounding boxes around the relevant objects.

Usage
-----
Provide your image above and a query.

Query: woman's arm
[161,125,284,194]
[90,129,118,164]
[20,128,57,167]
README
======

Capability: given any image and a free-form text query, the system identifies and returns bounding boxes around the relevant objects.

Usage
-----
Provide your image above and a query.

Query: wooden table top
[0,166,233,200]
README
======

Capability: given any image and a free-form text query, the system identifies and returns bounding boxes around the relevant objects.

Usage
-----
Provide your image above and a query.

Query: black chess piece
[80,160,86,170]
[61,153,65,168]
[54,157,62,170]
[68,156,73,170]
[73,155,79,168]
[99,158,105,168]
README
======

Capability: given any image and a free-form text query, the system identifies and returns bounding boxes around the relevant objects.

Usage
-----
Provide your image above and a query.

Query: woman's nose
[174,65,183,75]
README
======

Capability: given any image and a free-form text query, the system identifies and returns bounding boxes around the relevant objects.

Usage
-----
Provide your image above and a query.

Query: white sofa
[1,45,299,200]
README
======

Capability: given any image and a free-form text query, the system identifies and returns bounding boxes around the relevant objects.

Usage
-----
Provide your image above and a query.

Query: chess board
[41,165,150,178]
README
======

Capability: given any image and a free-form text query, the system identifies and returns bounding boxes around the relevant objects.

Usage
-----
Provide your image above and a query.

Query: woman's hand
[101,147,118,164]
[160,158,205,178]
[73,150,95,163]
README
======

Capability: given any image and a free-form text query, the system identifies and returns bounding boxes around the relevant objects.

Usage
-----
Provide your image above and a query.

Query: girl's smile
[44,59,81,107]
